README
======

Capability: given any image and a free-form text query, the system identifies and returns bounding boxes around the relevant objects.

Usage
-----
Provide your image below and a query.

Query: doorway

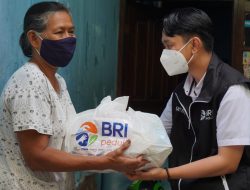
[117,0,234,115]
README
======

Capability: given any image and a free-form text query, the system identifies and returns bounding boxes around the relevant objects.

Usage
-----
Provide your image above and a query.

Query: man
[127,7,250,190]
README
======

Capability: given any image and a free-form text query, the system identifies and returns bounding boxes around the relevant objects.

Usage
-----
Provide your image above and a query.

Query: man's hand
[126,167,167,181]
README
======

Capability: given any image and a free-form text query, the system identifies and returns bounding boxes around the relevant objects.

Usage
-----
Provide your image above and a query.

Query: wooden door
[117,0,181,115]
[232,0,250,76]
[117,0,233,116]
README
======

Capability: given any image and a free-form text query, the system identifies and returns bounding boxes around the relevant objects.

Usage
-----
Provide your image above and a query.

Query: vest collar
[195,53,222,102]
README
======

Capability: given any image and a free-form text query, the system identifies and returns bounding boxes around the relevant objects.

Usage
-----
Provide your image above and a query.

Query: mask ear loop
[33,31,43,56]
[34,32,44,40]
[179,38,195,65]
[187,54,194,65]
[178,38,193,52]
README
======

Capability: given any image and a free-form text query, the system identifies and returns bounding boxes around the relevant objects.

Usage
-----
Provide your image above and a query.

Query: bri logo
[200,109,214,121]
[102,122,128,138]
[175,106,185,115]
[76,121,129,147]
[76,122,98,147]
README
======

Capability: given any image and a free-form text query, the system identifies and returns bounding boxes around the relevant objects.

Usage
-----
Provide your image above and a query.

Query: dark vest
[169,53,250,190]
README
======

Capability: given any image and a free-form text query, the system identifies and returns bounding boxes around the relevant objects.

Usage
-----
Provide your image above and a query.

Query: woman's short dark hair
[19,1,70,57]
[163,7,214,52]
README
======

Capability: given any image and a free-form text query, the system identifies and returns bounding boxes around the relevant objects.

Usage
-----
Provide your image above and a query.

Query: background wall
[0,0,130,189]
[59,0,120,112]
[0,0,119,112]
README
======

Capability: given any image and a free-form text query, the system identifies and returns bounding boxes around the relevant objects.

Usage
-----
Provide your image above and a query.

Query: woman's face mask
[35,33,76,68]
[160,38,194,76]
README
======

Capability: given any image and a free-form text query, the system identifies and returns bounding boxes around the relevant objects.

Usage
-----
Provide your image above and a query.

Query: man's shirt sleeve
[160,93,173,135]
[217,85,250,146]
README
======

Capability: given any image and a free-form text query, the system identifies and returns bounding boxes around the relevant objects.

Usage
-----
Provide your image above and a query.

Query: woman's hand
[126,167,167,181]
[17,130,147,172]
[104,140,148,173]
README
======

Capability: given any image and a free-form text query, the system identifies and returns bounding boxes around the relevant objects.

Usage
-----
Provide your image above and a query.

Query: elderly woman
[0,2,146,190]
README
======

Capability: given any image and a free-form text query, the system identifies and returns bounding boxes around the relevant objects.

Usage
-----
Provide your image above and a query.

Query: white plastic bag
[64,96,172,171]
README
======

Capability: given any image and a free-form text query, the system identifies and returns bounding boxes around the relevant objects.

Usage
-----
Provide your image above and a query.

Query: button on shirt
[161,73,250,147]
[184,73,206,101]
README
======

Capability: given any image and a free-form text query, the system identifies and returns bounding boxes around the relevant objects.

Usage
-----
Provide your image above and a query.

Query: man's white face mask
[160,38,194,76]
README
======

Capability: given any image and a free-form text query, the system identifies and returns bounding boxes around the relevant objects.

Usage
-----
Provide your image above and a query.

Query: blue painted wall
[60,0,119,112]
[0,0,119,111]
[0,0,120,189]
[0,0,170,189]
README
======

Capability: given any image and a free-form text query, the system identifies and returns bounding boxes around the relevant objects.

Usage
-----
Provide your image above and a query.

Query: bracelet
[165,168,171,180]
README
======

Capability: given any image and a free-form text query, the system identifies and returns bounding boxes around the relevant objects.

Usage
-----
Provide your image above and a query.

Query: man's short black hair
[163,7,214,52]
